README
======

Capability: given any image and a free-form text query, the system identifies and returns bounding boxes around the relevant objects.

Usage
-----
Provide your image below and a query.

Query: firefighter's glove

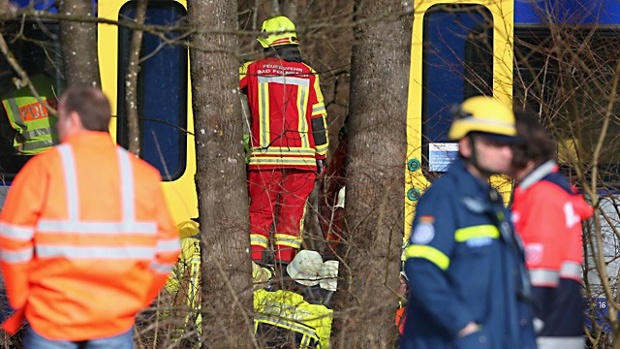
[316,159,327,180]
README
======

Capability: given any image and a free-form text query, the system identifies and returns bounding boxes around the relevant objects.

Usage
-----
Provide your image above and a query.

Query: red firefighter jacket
[0,131,180,340]
[512,161,593,286]
[240,56,328,171]
[512,160,593,347]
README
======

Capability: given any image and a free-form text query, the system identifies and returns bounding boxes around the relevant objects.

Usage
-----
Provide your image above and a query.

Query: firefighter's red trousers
[248,169,316,263]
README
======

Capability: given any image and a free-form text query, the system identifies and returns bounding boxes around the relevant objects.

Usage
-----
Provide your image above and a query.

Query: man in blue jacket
[401,96,537,349]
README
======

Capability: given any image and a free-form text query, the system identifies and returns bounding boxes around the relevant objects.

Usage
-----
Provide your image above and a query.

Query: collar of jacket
[517,160,557,190]
[449,157,494,193]
[448,157,516,215]
[264,44,303,63]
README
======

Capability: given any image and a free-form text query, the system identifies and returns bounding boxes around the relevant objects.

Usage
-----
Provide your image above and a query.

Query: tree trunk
[187,1,254,348]
[125,0,147,156]
[339,1,412,348]
[59,0,100,87]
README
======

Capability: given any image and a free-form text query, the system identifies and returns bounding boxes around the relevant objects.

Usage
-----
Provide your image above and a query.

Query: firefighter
[394,272,409,349]
[240,15,329,269]
[511,110,593,349]
[401,96,536,349]
[254,250,336,348]
[165,234,202,338]
[0,86,180,348]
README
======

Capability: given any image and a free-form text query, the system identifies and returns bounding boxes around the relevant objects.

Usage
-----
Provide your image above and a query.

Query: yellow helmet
[257,15,299,48]
[447,96,517,141]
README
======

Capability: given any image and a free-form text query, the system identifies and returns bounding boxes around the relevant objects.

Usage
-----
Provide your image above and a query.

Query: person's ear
[459,136,471,158]
[68,111,83,129]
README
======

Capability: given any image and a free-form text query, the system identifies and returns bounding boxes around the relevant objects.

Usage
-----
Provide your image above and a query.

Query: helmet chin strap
[467,134,497,178]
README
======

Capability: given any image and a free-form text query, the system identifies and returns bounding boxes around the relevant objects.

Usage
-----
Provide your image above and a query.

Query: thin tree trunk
[125,0,147,156]
[340,1,412,347]
[59,0,100,87]
[187,0,254,348]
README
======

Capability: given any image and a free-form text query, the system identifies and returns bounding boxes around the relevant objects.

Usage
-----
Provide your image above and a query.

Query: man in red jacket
[0,86,179,348]
[240,15,329,269]
[511,110,593,349]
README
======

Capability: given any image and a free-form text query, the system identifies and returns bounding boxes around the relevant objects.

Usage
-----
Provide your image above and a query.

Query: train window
[0,20,64,181]
[117,1,188,181]
[422,4,493,174]
[514,27,620,184]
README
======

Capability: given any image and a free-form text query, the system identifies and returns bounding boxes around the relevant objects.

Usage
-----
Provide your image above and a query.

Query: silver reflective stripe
[259,80,268,146]
[0,247,33,263]
[297,84,309,148]
[459,116,515,133]
[151,261,174,274]
[537,336,584,349]
[560,261,582,279]
[274,236,302,248]
[529,269,560,286]
[250,147,315,155]
[0,222,35,240]
[22,139,54,151]
[251,235,269,244]
[257,76,309,87]
[7,98,23,124]
[23,128,53,141]
[157,238,180,253]
[312,105,325,114]
[117,148,135,221]
[520,160,556,190]
[57,144,79,221]
[36,245,155,259]
[37,221,156,235]
[37,145,157,237]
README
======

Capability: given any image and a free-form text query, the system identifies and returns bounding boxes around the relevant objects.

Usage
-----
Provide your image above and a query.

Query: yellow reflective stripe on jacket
[250,147,316,156]
[404,244,450,270]
[274,233,303,249]
[293,78,310,149]
[257,77,270,147]
[248,157,316,166]
[454,225,500,242]
[312,104,326,116]
[315,143,328,156]
[251,234,269,249]
[256,76,310,149]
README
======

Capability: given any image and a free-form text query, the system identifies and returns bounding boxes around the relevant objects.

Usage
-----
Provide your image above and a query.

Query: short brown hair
[60,85,111,132]
[512,109,557,169]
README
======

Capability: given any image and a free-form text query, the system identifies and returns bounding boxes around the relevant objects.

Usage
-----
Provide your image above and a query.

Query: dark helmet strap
[467,133,497,178]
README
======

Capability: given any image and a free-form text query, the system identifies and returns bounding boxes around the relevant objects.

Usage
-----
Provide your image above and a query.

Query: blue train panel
[11,0,97,13]
[515,0,620,25]
[584,297,617,333]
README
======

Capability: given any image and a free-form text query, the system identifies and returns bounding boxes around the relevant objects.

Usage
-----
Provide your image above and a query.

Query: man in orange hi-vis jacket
[0,86,180,348]
[240,15,329,269]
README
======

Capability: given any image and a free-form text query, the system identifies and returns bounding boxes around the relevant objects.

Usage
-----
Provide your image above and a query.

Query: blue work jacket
[401,158,537,349]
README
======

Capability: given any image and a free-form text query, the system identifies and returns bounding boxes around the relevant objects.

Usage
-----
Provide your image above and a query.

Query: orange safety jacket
[0,131,180,340]
[240,57,328,171]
